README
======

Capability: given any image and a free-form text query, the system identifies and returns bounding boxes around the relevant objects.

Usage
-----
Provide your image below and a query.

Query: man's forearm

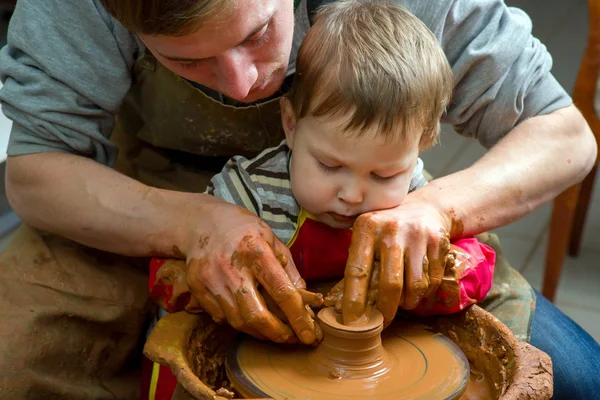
[6,152,222,257]
[419,105,597,237]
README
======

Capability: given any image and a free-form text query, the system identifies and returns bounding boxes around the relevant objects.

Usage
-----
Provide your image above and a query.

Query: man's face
[283,103,422,230]
[139,0,295,103]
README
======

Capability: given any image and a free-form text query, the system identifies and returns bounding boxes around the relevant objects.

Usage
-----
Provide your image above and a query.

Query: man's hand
[182,203,323,345]
[341,197,452,327]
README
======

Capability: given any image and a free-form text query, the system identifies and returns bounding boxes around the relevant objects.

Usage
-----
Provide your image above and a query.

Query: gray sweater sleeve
[0,0,140,165]
[402,0,573,149]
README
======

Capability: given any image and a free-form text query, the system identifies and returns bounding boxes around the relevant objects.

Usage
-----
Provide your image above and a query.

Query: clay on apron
[111,50,287,193]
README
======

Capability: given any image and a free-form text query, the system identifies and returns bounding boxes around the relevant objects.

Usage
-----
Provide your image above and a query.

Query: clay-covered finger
[376,242,404,326]
[342,216,377,325]
[305,304,316,319]
[324,279,345,307]
[251,249,317,345]
[315,322,323,343]
[403,242,430,309]
[186,265,227,322]
[424,230,450,298]
[299,288,324,307]
[367,261,381,305]
[187,291,225,322]
[335,297,343,314]
[275,242,307,290]
[236,282,298,344]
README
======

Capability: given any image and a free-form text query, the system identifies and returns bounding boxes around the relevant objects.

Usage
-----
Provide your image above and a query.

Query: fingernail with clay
[300,329,315,344]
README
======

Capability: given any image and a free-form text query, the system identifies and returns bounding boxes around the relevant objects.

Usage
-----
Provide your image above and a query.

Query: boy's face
[282,101,421,230]
[139,0,295,103]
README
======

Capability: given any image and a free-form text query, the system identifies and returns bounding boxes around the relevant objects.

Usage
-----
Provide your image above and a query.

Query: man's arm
[421,104,596,237]
[405,0,597,234]
[2,0,320,344]
[0,0,139,165]
[6,152,213,257]
[0,0,177,254]
[0,0,182,256]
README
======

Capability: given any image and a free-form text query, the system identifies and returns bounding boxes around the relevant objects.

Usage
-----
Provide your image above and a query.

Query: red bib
[287,209,352,281]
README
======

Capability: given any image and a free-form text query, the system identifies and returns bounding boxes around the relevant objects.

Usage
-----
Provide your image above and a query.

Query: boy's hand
[341,198,452,327]
[183,202,322,345]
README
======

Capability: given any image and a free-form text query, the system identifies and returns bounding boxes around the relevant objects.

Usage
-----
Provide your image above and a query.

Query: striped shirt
[206,140,429,244]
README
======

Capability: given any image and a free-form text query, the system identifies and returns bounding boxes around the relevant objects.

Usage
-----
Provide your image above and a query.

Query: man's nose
[214,49,258,100]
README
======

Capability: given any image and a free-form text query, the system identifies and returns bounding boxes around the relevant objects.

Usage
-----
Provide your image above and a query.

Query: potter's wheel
[226,307,470,399]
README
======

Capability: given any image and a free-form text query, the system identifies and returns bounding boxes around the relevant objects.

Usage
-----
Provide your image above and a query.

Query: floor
[0,0,598,342]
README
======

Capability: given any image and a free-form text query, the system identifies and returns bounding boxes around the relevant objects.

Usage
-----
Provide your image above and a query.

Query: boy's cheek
[367,185,410,211]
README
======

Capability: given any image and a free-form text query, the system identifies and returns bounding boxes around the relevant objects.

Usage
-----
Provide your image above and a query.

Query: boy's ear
[280,97,297,149]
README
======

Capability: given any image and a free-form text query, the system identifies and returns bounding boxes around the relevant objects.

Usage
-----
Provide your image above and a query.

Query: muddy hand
[325,263,380,312]
[184,202,322,345]
[342,199,451,327]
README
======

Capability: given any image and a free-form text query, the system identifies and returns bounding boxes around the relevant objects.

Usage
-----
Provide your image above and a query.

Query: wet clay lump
[227,307,473,399]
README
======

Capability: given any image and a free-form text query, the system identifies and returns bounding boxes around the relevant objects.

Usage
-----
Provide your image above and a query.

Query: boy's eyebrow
[313,148,344,165]
[156,14,275,63]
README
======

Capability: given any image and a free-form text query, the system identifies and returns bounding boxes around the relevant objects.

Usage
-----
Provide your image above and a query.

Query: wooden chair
[542,0,600,302]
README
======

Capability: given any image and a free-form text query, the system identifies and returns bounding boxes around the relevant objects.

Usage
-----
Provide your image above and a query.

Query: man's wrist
[143,189,220,259]
[412,175,471,238]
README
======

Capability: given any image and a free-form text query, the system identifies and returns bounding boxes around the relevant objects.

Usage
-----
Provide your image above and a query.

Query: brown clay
[227,307,470,399]
[417,244,478,311]
[429,306,553,400]
[144,311,239,400]
[145,305,553,400]
[448,208,465,237]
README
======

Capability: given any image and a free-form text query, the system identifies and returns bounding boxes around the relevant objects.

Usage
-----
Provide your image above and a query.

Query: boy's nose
[338,184,364,205]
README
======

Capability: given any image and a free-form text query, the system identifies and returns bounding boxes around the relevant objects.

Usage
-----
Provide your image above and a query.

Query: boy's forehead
[304,112,423,144]
[301,115,421,167]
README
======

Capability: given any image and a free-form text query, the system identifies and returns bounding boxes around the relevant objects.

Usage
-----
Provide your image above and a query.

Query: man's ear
[280,97,297,149]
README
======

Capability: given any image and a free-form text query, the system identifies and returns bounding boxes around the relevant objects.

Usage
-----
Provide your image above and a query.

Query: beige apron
[111,51,286,192]
[0,48,534,400]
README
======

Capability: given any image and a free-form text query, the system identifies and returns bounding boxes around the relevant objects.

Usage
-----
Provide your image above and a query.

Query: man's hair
[99,0,237,36]
[287,0,453,148]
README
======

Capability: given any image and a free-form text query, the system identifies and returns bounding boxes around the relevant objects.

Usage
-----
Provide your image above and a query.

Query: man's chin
[239,87,278,103]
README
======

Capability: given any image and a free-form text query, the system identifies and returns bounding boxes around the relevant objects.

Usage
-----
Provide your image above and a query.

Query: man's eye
[247,25,270,48]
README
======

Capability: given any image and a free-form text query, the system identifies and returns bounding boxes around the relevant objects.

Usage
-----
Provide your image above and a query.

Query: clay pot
[143,305,553,400]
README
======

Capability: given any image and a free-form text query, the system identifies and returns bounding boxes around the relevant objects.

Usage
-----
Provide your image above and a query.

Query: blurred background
[0,0,598,340]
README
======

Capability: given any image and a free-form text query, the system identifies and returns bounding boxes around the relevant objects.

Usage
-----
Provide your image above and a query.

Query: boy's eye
[317,160,341,173]
[371,173,399,183]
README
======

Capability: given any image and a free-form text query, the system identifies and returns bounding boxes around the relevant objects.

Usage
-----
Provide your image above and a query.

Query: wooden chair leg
[569,165,598,256]
[542,183,581,302]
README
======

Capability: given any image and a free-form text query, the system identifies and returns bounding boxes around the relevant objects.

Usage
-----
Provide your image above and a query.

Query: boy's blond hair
[288,0,453,148]
[99,0,236,36]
